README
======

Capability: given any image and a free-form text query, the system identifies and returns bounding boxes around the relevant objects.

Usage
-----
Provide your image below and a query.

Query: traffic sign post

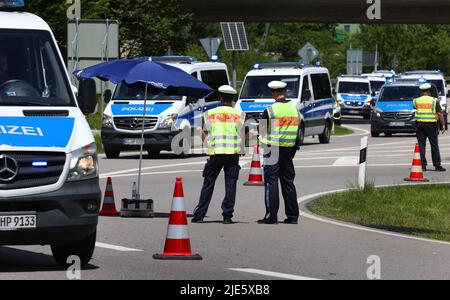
[298,43,320,65]
[200,37,222,60]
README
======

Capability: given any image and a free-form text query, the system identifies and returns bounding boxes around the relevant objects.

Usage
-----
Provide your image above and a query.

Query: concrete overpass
[183,0,450,24]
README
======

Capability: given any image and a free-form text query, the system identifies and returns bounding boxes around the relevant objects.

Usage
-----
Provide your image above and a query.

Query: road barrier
[358,137,368,189]
[99,177,120,216]
[244,145,265,187]
[405,144,429,182]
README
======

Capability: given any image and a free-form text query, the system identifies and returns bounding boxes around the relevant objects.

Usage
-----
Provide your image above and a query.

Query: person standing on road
[258,81,301,225]
[414,83,446,172]
[192,85,246,225]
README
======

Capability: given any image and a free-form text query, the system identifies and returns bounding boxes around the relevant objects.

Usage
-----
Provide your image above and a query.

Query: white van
[101,56,230,158]
[362,72,387,101]
[400,70,448,128]
[336,75,372,119]
[237,63,335,145]
[0,2,100,266]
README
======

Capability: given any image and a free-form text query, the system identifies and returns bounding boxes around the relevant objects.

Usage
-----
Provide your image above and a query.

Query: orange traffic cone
[405,144,429,182]
[244,145,265,186]
[153,178,202,260]
[99,177,120,216]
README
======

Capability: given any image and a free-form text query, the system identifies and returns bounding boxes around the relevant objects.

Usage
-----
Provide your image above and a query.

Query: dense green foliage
[25,1,450,80]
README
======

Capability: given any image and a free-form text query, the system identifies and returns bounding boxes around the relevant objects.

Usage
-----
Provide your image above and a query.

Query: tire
[385,132,392,137]
[298,123,305,146]
[147,150,161,158]
[334,119,342,126]
[104,149,120,159]
[319,121,331,144]
[51,230,96,267]
[445,114,448,131]
[371,131,380,138]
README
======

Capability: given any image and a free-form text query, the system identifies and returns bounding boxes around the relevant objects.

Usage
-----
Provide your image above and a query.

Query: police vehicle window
[370,81,385,92]
[240,76,301,99]
[0,29,74,106]
[301,76,311,101]
[428,80,445,96]
[311,73,332,100]
[338,82,370,95]
[113,82,182,101]
[191,72,198,79]
[200,70,229,102]
[379,86,420,102]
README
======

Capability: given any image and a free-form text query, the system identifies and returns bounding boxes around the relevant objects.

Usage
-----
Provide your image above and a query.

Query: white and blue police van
[399,70,448,129]
[237,62,335,145]
[0,1,100,266]
[336,75,372,119]
[362,72,387,102]
[101,56,230,158]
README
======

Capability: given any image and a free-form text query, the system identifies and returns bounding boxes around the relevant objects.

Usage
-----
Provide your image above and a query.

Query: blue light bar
[32,161,48,168]
[210,55,219,62]
[0,0,25,11]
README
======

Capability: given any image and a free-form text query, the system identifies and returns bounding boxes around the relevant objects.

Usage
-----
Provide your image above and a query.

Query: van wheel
[147,150,161,158]
[385,132,392,137]
[319,121,331,144]
[51,230,96,267]
[105,149,120,159]
[371,131,380,138]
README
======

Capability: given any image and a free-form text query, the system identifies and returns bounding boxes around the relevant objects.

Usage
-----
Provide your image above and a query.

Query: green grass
[95,134,104,154]
[86,98,103,130]
[308,184,450,242]
[332,126,354,136]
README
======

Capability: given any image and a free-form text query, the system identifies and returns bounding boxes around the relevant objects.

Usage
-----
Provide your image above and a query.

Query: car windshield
[370,81,385,92]
[379,86,420,102]
[239,76,301,99]
[0,29,74,107]
[113,82,183,101]
[338,82,370,95]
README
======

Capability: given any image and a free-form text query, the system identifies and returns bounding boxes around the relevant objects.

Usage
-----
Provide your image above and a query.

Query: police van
[101,56,229,158]
[237,63,335,145]
[362,72,387,101]
[0,1,100,266]
[399,71,448,129]
[336,75,372,119]
[370,82,422,137]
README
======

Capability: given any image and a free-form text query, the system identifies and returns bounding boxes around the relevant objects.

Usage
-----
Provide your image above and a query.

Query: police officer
[414,83,446,172]
[192,85,246,225]
[258,81,301,225]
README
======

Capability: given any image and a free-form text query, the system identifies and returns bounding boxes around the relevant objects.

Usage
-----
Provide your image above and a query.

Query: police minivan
[0,2,100,266]
[101,56,230,158]
[336,75,372,119]
[362,72,387,101]
[237,63,335,145]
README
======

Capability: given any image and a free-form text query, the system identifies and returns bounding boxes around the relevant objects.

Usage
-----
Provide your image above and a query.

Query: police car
[101,56,230,158]
[0,1,100,266]
[399,71,448,129]
[336,75,373,119]
[237,62,335,145]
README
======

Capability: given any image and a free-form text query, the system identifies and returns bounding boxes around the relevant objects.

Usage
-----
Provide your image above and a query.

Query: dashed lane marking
[229,268,321,280]
[95,242,143,252]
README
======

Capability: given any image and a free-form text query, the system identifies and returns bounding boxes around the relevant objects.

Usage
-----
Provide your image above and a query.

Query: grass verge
[95,134,104,154]
[332,126,354,136]
[307,184,450,242]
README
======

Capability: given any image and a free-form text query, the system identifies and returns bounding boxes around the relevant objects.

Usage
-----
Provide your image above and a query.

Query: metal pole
[358,136,369,189]
[232,51,237,89]
[137,83,149,199]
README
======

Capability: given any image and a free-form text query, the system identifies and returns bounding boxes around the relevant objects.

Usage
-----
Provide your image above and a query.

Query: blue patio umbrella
[74,59,214,201]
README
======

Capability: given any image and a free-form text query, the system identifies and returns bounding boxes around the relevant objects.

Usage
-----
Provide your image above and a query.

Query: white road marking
[332,157,359,166]
[229,268,321,280]
[95,242,143,252]
[297,183,450,247]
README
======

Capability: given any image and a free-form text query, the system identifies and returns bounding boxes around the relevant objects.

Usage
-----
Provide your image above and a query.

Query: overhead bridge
[182,0,450,24]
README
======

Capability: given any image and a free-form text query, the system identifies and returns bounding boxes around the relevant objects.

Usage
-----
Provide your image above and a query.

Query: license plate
[123,139,143,145]
[390,122,405,127]
[0,215,37,231]
[349,110,359,114]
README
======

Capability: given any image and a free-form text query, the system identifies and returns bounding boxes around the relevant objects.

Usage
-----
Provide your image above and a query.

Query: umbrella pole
[136,83,148,200]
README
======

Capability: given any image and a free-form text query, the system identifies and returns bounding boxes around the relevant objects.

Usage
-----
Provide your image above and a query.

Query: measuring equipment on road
[121,182,154,218]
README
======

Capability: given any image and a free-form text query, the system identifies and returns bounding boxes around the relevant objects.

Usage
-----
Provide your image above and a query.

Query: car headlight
[159,114,178,129]
[102,114,113,128]
[67,143,99,182]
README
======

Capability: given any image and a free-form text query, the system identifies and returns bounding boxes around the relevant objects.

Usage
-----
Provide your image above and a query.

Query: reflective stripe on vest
[204,106,245,155]
[414,96,437,123]
[259,102,300,147]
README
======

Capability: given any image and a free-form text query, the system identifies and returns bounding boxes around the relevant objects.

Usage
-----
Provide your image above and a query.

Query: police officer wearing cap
[414,83,446,172]
[258,81,301,225]
[192,85,246,224]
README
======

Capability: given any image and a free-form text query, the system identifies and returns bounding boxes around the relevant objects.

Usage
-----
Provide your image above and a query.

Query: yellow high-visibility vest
[414,96,438,123]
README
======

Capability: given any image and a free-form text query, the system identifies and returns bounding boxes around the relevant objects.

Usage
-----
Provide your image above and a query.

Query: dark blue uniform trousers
[416,123,442,168]
[263,147,299,222]
[194,155,241,219]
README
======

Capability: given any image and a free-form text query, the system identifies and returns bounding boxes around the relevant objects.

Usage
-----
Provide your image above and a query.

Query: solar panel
[221,22,249,51]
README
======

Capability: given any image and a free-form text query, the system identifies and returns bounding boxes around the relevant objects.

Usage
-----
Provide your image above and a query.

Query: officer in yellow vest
[192,85,246,224]
[414,83,446,172]
[258,81,301,225]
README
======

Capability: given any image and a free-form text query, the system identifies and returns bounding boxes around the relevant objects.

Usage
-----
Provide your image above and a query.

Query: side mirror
[104,89,112,104]
[187,96,198,106]
[78,78,98,115]
[370,99,376,107]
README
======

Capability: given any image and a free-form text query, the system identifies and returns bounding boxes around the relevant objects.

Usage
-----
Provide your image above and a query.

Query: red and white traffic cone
[244,145,265,186]
[405,143,429,182]
[99,177,120,216]
[153,178,202,260]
